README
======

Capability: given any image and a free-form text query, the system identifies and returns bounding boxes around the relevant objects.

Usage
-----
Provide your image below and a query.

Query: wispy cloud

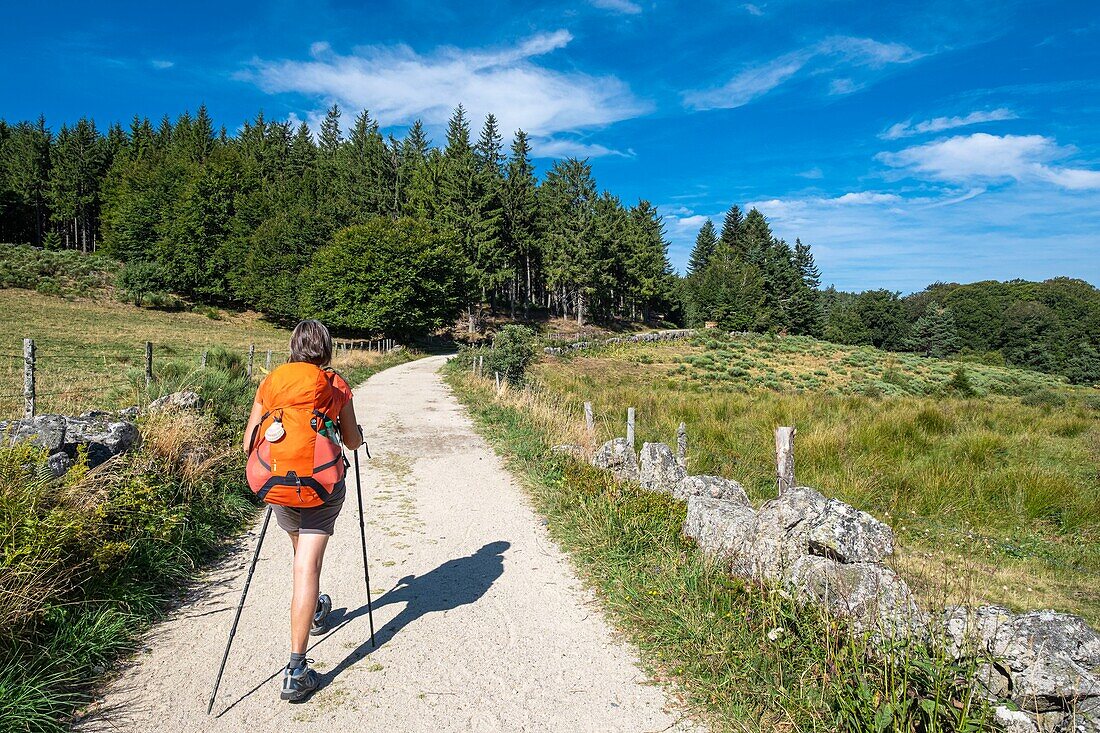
[150,59,174,69]
[881,108,1017,139]
[240,31,649,137]
[684,36,922,110]
[878,132,1100,190]
[589,0,642,14]
[741,3,765,16]
[797,167,824,179]
[529,137,633,159]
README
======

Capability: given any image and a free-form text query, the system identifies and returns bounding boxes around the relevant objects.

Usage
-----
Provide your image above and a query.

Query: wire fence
[1,337,399,420]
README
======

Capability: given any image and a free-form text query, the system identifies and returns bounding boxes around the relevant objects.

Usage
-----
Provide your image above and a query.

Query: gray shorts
[272,497,345,536]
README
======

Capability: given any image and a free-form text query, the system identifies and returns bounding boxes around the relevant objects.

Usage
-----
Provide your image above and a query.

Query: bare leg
[290,533,329,654]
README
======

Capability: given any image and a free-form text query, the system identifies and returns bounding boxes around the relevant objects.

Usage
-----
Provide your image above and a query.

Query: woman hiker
[243,319,362,701]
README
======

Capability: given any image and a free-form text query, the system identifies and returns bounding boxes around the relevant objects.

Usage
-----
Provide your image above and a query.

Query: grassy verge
[0,344,414,732]
[529,333,1100,626]
[446,369,994,733]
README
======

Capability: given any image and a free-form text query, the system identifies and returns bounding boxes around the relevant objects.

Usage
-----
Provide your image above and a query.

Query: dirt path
[84,356,698,732]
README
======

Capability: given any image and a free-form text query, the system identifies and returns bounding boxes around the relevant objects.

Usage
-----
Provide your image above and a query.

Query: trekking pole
[353,427,377,648]
[207,505,273,715]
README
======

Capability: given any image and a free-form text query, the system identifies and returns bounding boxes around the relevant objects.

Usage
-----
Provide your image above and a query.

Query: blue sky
[3,0,1098,291]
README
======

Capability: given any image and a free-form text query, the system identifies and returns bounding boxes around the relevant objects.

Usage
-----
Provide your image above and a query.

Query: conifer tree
[717,204,744,258]
[688,219,718,274]
[540,158,599,324]
[905,301,961,357]
[503,129,539,314]
[793,238,820,288]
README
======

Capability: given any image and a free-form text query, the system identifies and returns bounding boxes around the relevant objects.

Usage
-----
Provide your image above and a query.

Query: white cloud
[684,36,922,110]
[830,191,902,205]
[878,133,1100,190]
[241,31,649,137]
[797,167,824,179]
[741,185,1100,292]
[742,3,765,16]
[529,137,633,159]
[590,0,642,13]
[150,59,174,69]
[881,108,1017,140]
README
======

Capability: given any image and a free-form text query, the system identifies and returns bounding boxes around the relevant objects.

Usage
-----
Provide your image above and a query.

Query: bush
[488,326,538,386]
[943,366,977,397]
[115,259,171,303]
[1021,388,1068,408]
[0,243,117,296]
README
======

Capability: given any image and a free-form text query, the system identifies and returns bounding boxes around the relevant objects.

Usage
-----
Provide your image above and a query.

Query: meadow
[520,331,1100,626]
[0,288,413,731]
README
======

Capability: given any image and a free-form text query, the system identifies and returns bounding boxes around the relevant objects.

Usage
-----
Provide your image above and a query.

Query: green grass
[530,333,1100,627]
[448,370,995,732]
[0,288,416,731]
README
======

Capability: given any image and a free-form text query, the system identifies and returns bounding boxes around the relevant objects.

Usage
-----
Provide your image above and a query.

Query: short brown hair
[289,320,333,366]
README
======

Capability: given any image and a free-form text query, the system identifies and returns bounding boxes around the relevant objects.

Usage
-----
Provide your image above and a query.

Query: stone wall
[588,434,1100,732]
[543,329,695,356]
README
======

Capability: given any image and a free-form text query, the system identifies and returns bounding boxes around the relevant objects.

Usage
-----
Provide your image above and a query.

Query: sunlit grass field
[524,331,1100,626]
[0,289,347,418]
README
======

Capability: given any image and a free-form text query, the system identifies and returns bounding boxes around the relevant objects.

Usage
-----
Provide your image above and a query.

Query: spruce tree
[717,204,744,259]
[793,238,820,288]
[905,301,961,357]
[687,218,718,274]
[503,129,539,314]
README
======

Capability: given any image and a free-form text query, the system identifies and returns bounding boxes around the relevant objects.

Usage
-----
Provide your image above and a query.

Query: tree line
[0,105,681,330]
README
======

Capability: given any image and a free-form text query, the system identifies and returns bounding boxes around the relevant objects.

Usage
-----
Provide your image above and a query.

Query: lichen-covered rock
[784,555,927,638]
[638,442,686,494]
[592,437,639,482]
[117,405,140,421]
[745,486,828,580]
[674,475,750,505]
[1056,699,1100,732]
[149,390,203,413]
[938,605,1017,659]
[806,498,894,563]
[683,496,756,564]
[0,414,67,453]
[995,706,1039,733]
[1005,611,1100,670]
[0,413,139,473]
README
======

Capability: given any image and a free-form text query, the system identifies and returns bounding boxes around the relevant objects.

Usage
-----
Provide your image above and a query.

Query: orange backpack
[246,362,351,508]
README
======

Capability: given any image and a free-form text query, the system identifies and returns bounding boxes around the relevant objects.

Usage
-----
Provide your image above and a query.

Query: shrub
[488,325,539,386]
[943,366,977,397]
[1021,388,1068,408]
[115,260,171,303]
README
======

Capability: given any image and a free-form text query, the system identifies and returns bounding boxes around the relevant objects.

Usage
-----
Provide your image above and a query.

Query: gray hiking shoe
[280,659,319,701]
[310,593,332,636]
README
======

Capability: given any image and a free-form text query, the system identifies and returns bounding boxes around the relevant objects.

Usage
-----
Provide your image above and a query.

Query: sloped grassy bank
[445,367,994,733]
[0,348,413,733]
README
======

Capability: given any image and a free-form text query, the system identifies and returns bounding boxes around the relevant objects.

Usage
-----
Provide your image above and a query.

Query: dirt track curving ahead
[81,355,699,732]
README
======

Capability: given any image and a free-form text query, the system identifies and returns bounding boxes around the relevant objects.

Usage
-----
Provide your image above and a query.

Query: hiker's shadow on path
[216,541,509,716]
[319,539,510,688]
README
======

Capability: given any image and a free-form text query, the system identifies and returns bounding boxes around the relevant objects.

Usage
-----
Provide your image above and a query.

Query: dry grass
[485,334,1100,626]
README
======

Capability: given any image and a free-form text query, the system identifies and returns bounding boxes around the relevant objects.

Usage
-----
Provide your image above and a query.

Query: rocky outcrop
[591,438,639,483]
[149,390,203,413]
[674,475,749,505]
[683,496,756,565]
[784,555,927,638]
[638,442,686,494]
[1,412,140,475]
[806,498,895,563]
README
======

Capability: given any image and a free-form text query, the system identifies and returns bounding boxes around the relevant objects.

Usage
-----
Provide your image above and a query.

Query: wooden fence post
[265,350,272,371]
[22,338,35,418]
[775,426,796,495]
[495,371,501,391]
[584,401,594,434]
[200,350,208,368]
[247,344,255,378]
[626,407,635,450]
[145,341,153,387]
[677,422,687,469]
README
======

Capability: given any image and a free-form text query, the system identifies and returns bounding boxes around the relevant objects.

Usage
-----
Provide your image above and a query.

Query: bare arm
[339,399,362,450]
[243,400,264,454]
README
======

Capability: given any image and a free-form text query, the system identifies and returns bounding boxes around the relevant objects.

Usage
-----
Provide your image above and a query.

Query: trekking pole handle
[357,425,370,458]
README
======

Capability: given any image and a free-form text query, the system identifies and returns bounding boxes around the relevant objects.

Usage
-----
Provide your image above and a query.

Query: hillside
[524,331,1100,626]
